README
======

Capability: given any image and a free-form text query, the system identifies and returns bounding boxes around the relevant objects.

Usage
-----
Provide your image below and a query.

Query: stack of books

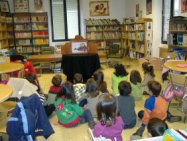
[163,129,187,140]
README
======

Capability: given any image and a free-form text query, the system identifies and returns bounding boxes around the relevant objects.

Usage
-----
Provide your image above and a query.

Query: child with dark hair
[54,81,95,128]
[132,80,167,139]
[141,62,155,95]
[73,73,87,106]
[86,78,102,117]
[44,74,62,117]
[93,70,108,93]
[130,70,143,100]
[93,94,124,141]
[147,118,168,137]
[117,81,136,129]
[112,64,129,95]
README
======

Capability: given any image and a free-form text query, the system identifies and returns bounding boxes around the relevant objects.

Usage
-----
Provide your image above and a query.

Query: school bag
[162,83,185,102]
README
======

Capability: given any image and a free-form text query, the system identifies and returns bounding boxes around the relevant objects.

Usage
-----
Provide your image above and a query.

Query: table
[0,84,12,103]
[61,53,101,82]
[0,63,24,74]
[27,54,62,62]
[164,60,187,73]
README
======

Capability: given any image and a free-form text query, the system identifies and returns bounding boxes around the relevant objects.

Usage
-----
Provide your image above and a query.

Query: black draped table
[61,53,101,82]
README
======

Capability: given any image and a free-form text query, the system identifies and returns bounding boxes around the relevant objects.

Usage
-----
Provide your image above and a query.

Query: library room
[0,0,187,141]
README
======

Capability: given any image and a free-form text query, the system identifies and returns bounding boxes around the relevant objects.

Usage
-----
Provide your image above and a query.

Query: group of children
[0,61,171,140]
[41,61,171,140]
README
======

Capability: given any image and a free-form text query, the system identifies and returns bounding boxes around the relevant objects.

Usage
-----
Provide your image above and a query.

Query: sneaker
[167,116,182,123]
[88,121,96,129]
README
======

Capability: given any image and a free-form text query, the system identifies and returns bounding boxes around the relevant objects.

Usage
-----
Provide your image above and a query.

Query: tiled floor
[36,58,187,141]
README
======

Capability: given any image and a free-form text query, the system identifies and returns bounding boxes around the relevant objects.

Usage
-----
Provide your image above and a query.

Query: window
[50,0,80,41]
[162,0,180,44]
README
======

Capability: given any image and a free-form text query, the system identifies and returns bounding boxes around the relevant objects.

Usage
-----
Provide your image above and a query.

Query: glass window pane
[66,0,79,39]
[173,0,180,16]
[52,0,65,40]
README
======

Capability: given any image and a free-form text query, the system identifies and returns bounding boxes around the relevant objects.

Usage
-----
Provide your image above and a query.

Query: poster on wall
[146,0,152,15]
[72,41,88,54]
[89,1,109,16]
[34,0,43,12]
[136,4,139,17]
[181,0,187,13]
[14,0,29,13]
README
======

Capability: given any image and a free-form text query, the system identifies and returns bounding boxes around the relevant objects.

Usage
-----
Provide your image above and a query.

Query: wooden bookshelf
[168,17,187,51]
[85,19,122,58]
[9,12,49,54]
[0,16,8,49]
[121,18,153,59]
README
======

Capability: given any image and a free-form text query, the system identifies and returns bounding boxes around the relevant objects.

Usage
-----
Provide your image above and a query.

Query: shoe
[130,126,145,140]
[167,111,182,122]
[88,121,96,129]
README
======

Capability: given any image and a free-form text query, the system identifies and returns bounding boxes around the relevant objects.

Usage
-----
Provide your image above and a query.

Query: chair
[40,46,55,73]
[168,73,187,122]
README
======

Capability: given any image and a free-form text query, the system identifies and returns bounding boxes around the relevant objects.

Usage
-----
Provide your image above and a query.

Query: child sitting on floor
[141,62,155,95]
[73,73,87,107]
[93,94,124,141]
[130,70,143,100]
[117,80,136,129]
[54,81,95,128]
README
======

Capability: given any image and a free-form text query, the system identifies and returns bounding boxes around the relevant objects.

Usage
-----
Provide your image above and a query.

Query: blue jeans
[80,109,94,123]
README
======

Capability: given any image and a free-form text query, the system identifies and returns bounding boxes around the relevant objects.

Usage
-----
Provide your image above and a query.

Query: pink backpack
[162,84,185,102]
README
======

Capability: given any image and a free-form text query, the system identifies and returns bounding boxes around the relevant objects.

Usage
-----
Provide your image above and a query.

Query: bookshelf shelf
[168,18,187,51]
[121,18,152,59]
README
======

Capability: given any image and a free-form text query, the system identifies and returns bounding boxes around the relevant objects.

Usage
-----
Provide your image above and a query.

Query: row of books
[16,39,31,46]
[31,16,47,22]
[86,32,121,40]
[129,33,136,40]
[163,129,187,140]
[129,51,145,59]
[32,31,48,37]
[32,24,48,30]
[103,32,121,39]
[15,24,31,31]
[137,32,144,41]
[86,33,102,40]
[170,23,187,31]
[168,34,187,46]
[85,19,120,26]
[15,33,31,38]
[16,46,44,54]
[14,17,30,23]
[33,39,48,44]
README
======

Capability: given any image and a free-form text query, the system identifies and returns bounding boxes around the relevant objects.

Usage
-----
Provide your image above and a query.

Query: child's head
[118,81,132,96]
[73,73,83,83]
[114,64,128,77]
[142,62,155,77]
[130,70,142,85]
[148,80,161,96]
[60,81,76,103]
[93,70,104,85]
[97,93,117,127]
[147,118,168,137]
[86,78,99,98]
[52,74,62,87]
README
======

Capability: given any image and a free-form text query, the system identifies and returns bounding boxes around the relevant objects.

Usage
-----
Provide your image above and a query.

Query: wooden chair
[168,73,187,122]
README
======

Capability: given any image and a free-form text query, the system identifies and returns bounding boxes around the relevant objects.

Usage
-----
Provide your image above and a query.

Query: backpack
[162,83,185,102]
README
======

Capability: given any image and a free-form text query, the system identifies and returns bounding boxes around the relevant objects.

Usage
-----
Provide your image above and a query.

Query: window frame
[161,0,176,44]
[50,0,81,42]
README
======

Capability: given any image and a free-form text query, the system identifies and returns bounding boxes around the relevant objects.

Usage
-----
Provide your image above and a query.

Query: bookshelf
[0,16,8,49]
[12,12,49,54]
[168,17,187,51]
[31,12,49,54]
[6,13,15,49]
[85,19,122,58]
[121,18,152,59]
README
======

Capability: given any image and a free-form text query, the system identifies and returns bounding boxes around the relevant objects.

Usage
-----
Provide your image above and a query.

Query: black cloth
[61,53,101,82]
